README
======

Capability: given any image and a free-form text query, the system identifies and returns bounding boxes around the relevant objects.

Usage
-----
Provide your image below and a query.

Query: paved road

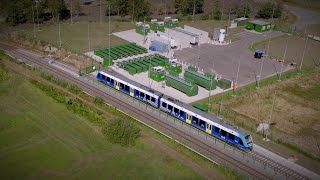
[285,5,320,30]
[174,30,290,86]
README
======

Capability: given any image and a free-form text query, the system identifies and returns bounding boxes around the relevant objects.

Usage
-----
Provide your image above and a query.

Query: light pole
[300,25,309,72]
[71,0,73,24]
[278,36,289,81]
[32,5,36,37]
[192,0,195,22]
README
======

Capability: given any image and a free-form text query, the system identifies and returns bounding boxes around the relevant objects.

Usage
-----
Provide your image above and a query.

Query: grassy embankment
[0,51,243,179]
[0,52,200,179]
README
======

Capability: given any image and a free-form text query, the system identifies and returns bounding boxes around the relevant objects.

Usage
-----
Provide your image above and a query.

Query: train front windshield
[245,135,253,146]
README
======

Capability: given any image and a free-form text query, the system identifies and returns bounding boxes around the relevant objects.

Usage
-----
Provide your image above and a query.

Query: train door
[115,81,119,90]
[130,88,134,97]
[186,114,191,124]
[206,124,212,134]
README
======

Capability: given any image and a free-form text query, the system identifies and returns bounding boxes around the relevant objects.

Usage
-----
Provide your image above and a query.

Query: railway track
[0,43,312,180]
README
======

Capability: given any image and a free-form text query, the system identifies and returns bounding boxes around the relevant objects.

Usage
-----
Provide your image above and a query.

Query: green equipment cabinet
[218,78,233,89]
[245,20,271,32]
[150,19,158,32]
[136,22,150,35]
[192,104,209,113]
[165,74,198,96]
[164,17,178,29]
[103,57,112,66]
[184,69,217,91]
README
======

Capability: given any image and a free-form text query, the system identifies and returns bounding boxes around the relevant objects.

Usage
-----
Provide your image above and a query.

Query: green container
[184,69,217,90]
[192,104,208,113]
[132,61,148,71]
[103,57,112,67]
[218,78,233,89]
[165,74,198,96]
[245,20,271,32]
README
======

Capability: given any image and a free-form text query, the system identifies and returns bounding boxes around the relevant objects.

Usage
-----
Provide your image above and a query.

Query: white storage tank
[219,29,226,43]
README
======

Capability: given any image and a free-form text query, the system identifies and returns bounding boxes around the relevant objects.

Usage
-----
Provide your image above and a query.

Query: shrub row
[103,119,141,146]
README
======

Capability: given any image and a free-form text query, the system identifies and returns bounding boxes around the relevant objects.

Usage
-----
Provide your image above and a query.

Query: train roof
[99,68,163,97]
[161,95,250,137]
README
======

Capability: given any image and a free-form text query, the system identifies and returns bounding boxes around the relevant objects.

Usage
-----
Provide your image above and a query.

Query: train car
[97,69,162,108]
[96,69,253,151]
[160,95,253,151]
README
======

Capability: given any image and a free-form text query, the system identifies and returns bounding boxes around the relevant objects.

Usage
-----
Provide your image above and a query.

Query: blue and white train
[97,69,253,151]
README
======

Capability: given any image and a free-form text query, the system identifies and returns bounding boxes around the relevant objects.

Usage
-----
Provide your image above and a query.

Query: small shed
[246,20,271,32]
[233,17,248,26]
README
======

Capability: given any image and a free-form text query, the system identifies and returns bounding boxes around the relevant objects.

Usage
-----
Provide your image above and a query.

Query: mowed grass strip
[0,63,204,179]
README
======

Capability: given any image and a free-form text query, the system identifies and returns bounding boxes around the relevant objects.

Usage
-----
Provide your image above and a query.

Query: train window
[168,105,173,111]
[192,116,198,124]
[106,77,110,82]
[111,79,114,84]
[162,102,167,108]
[179,110,184,117]
[239,139,243,146]
[146,94,150,100]
[140,92,145,97]
[215,127,220,134]
[101,74,106,79]
[174,108,179,113]
[199,119,205,127]
[221,130,227,136]
[228,133,235,141]
[120,83,124,89]
[151,97,156,103]
[125,85,129,91]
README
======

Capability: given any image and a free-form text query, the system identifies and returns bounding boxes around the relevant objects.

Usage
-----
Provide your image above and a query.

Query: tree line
[0,0,283,26]
[0,0,70,26]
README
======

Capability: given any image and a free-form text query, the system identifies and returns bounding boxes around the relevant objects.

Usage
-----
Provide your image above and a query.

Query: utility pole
[233,58,240,96]
[300,25,309,71]
[192,0,195,22]
[244,0,247,17]
[71,0,73,24]
[108,4,111,67]
[221,0,225,21]
[99,0,102,24]
[164,0,167,18]
[88,23,90,52]
[132,0,135,23]
[278,36,289,81]
[36,1,39,30]
[143,17,146,44]
[218,90,224,117]
[208,60,214,111]
[32,5,36,37]
[58,14,62,48]
[264,92,276,141]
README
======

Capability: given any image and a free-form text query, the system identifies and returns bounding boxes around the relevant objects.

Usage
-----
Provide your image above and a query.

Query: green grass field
[194,67,320,172]
[252,34,320,68]
[0,62,204,179]
[27,21,133,53]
